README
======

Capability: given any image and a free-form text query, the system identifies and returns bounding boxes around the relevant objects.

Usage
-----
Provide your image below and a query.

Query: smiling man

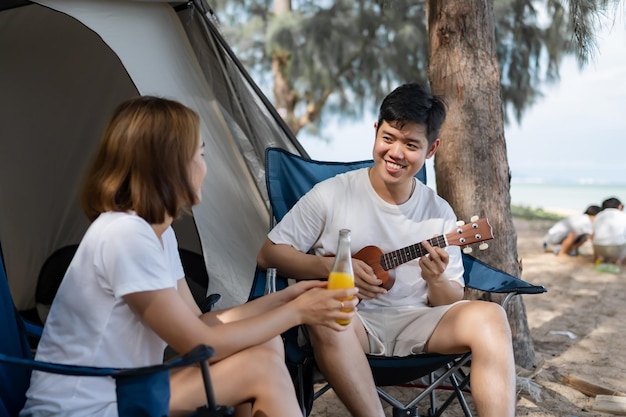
[257,83,516,417]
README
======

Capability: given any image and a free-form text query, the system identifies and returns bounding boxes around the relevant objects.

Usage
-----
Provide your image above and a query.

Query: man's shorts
[593,244,626,263]
[357,300,468,357]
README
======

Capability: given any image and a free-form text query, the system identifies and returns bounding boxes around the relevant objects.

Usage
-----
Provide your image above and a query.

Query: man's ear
[426,138,440,159]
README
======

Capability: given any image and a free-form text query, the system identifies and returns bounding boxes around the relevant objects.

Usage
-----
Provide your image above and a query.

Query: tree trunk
[426,0,537,369]
[271,0,301,134]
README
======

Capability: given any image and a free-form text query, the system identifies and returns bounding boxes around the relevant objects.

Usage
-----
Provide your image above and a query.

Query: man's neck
[368,168,415,205]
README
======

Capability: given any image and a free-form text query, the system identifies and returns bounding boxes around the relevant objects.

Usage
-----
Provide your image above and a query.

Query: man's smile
[385,160,406,171]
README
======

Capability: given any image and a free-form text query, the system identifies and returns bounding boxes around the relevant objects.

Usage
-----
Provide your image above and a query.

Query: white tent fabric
[0,0,303,312]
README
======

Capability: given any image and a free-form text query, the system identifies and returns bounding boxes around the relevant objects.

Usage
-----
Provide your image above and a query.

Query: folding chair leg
[377,388,421,416]
[296,363,306,416]
[195,360,235,416]
[392,407,419,417]
[429,370,472,417]
[450,372,472,417]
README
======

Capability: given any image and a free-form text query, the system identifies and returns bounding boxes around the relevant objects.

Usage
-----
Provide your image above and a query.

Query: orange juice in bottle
[327,229,354,325]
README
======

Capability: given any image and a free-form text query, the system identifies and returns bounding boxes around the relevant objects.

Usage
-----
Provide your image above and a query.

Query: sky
[298,17,626,187]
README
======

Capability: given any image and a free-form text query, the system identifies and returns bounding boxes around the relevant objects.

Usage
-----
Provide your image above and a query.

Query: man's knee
[464,301,511,340]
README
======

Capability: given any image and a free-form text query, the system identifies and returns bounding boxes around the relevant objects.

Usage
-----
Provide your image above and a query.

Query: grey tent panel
[0,0,302,312]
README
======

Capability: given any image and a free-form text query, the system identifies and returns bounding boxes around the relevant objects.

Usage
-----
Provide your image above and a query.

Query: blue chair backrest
[266,147,427,223]
[0,246,33,416]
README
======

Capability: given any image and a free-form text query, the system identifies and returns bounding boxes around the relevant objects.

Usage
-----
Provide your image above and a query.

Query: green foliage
[510,204,565,221]
[209,0,622,129]
[211,0,429,124]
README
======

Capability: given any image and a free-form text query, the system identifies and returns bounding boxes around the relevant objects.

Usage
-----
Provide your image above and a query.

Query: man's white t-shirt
[268,168,464,309]
[21,212,184,417]
[593,208,626,246]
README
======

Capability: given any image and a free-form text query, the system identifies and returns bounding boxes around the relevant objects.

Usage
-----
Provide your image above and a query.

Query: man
[592,197,626,265]
[257,83,515,417]
[543,204,601,257]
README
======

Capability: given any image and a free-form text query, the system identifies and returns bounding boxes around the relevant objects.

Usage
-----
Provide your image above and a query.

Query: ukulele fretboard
[380,235,448,271]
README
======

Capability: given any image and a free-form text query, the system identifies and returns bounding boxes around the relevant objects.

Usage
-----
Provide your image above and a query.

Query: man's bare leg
[307,318,385,417]
[426,301,515,417]
[558,232,578,257]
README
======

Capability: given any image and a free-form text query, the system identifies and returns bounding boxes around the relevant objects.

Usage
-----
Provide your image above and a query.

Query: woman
[21,96,358,417]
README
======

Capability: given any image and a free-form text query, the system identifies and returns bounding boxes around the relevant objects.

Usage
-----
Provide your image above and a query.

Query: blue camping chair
[249,147,547,417]
[0,245,233,417]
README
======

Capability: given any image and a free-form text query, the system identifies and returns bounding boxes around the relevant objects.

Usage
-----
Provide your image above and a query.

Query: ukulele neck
[380,235,447,271]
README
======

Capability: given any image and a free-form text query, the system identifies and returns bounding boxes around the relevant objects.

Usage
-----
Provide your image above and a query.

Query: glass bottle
[327,229,355,325]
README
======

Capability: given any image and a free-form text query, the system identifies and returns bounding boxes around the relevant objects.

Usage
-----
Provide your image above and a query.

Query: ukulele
[352,217,494,290]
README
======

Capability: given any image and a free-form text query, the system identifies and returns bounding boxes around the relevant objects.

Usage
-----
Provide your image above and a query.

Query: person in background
[592,197,626,265]
[543,205,601,257]
[20,96,358,417]
[257,83,516,417]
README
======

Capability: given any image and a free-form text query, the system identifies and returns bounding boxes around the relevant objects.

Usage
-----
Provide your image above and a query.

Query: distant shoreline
[511,204,567,221]
[510,182,626,216]
[511,179,626,186]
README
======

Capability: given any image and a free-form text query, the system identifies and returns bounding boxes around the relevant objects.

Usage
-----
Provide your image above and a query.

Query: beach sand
[309,217,626,417]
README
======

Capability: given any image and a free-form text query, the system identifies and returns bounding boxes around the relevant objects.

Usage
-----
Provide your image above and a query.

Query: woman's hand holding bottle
[288,284,358,331]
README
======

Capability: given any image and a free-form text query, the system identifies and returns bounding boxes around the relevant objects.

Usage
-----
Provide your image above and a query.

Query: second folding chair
[250,147,546,417]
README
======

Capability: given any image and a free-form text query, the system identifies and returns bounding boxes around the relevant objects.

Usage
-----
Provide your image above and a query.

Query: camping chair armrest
[462,254,546,307]
[0,344,233,417]
[0,344,215,377]
[117,344,216,377]
[23,319,43,339]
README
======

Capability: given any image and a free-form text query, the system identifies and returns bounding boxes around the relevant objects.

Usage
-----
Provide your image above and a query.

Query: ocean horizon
[509,181,626,215]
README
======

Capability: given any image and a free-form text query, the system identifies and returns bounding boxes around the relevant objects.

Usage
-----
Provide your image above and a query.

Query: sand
[309,217,626,417]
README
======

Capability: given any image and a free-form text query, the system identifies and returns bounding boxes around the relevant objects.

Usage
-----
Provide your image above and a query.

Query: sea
[509,181,626,215]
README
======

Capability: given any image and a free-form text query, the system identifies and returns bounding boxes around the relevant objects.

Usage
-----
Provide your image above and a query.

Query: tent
[0,0,305,315]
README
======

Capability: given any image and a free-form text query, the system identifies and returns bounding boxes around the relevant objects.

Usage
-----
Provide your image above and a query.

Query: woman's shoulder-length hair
[81,96,199,224]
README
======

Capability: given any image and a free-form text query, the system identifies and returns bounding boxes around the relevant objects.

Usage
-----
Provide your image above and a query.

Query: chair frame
[0,345,232,417]
[251,147,547,417]
[0,244,233,417]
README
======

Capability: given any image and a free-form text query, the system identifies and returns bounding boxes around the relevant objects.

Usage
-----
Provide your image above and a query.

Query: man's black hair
[377,83,447,145]
[601,197,622,210]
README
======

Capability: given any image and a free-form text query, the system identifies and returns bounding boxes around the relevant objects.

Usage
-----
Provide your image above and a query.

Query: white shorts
[357,300,467,357]
[593,244,626,262]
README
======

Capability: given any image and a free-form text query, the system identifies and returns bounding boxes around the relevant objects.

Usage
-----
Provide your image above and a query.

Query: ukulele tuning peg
[470,215,479,222]
[456,220,465,226]
[479,243,489,251]
[462,247,473,254]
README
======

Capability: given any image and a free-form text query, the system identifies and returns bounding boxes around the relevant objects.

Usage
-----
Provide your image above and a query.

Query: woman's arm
[124,283,358,362]
[257,238,385,299]
[176,277,203,316]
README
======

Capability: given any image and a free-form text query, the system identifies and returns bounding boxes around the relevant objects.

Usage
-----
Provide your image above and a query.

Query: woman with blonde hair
[21,96,358,417]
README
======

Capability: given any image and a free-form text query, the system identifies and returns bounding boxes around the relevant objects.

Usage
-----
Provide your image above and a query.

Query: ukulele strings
[381,235,447,270]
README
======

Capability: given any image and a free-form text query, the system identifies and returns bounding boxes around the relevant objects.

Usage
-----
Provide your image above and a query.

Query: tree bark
[271,0,300,133]
[426,0,537,369]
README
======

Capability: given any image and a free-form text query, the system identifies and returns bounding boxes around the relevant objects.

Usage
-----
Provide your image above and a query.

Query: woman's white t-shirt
[268,168,464,309]
[21,212,184,417]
